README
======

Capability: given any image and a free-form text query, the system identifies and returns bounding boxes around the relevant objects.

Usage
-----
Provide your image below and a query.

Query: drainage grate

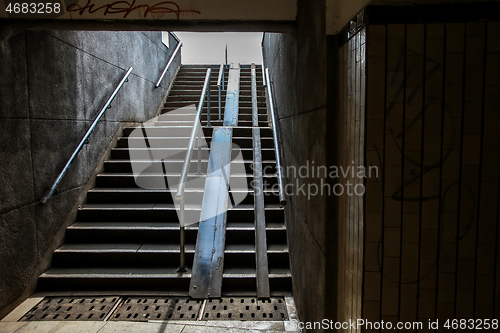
[19,296,289,322]
[21,297,120,321]
[111,297,202,321]
[201,297,288,321]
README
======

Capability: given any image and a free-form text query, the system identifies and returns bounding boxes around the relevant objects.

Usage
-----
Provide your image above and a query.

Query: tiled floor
[0,296,301,333]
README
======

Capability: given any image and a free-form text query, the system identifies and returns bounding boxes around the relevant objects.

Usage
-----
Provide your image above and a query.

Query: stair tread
[40,267,191,278]
[41,267,291,279]
[80,203,199,210]
[138,244,196,252]
[226,222,285,230]
[68,222,197,229]
[228,204,283,210]
[96,173,257,178]
[113,147,274,151]
[225,244,288,253]
[223,267,291,278]
[57,243,285,254]
[122,126,271,131]
[79,203,285,211]
[56,243,197,253]
[88,188,204,193]
[56,243,142,252]
[68,221,284,230]
[104,159,276,163]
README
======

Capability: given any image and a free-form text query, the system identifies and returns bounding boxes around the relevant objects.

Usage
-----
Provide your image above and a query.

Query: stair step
[117,137,211,148]
[95,173,278,188]
[123,126,213,138]
[38,267,291,294]
[110,147,275,161]
[65,221,286,245]
[95,173,209,188]
[77,203,284,223]
[51,244,288,269]
[77,203,200,223]
[87,188,258,205]
[38,268,192,292]
[86,188,203,204]
[103,160,277,174]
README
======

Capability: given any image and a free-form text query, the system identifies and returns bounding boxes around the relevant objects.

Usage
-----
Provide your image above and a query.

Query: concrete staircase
[38,65,291,297]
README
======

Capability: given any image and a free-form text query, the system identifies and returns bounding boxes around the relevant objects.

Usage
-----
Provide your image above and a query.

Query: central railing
[217,63,225,120]
[175,68,212,272]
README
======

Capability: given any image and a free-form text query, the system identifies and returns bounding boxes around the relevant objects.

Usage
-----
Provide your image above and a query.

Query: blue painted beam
[189,64,240,298]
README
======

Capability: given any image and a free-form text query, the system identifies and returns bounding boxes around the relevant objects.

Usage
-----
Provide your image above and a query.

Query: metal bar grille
[200,297,288,321]
[111,297,202,321]
[20,296,288,322]
[21,297,120,321]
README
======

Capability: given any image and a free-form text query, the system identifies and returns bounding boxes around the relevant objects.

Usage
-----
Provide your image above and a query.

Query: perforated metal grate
[20,296,289,322]
[201,297,288,321]
[20,297,120,321]
[111,297,202,321]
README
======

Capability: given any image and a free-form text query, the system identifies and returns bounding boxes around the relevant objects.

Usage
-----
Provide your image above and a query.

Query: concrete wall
[0,30,180,316]
[326,0,371,34]
[263,0,335,328]
[363,20,500,327]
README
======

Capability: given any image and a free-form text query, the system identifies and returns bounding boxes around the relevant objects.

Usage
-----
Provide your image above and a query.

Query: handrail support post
[217,63,224,121]
[218,85,221,120]
[207,82,211,127]
[197,127,202,175]
[177,197,187,273]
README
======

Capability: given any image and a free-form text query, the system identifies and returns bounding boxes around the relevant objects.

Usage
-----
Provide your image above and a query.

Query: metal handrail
[265,68,286,206]
[176,68,211,200]
[175,68,211,271]
[171,32,181,44]
[262,65,266,87]
[155,42,182,88]
[217,64,224,120]
[40,67,133,204]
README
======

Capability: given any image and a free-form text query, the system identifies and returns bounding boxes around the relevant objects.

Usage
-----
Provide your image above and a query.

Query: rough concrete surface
[0,30,180,316]
[263,0,332,328]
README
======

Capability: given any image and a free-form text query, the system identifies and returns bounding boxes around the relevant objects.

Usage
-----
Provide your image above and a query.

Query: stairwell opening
[1,28,297,329]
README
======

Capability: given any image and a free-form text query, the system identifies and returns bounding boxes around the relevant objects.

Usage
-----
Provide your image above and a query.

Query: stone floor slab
[0,322,28,333]
[99,321,185,333]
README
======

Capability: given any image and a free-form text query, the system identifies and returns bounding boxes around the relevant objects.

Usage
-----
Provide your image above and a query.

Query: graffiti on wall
[66,0,201,19]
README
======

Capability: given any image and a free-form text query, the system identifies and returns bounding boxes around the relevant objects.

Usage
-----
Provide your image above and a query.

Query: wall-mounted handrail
[40,67,133,205]
[265,68,286,206]
[217,63,224,120]
[175,68,211,272]
[262,65,267,88]
[155,42,182,88]
[171,32,181,44]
